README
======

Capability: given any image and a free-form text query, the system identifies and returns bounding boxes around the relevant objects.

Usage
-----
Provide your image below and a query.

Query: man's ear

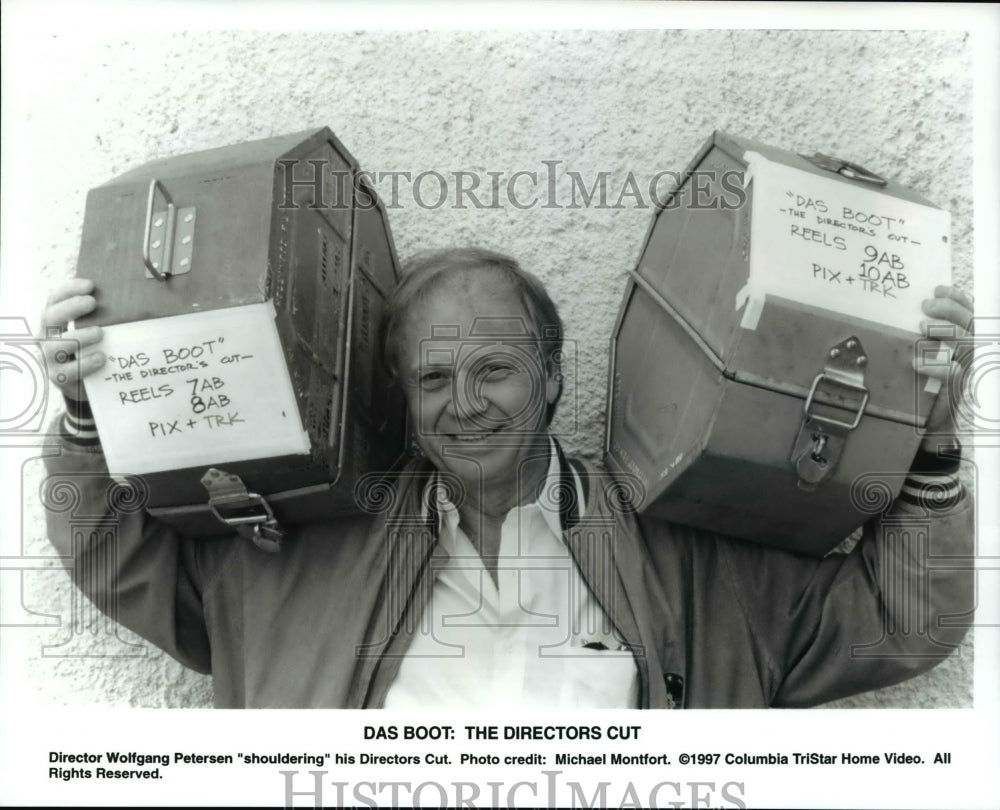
[546,370,561,406]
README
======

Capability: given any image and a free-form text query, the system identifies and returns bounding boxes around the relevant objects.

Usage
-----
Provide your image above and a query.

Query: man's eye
[481,363,516,381]
[419,370,450,390]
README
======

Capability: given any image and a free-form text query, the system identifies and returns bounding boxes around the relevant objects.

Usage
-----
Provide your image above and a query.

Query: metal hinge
[142,179,196,280]
[790,336,871,490]
[201,468,284,552]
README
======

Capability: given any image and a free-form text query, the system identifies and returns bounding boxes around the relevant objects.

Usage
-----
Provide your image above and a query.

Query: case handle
[142,179,196,280]
[801,152,888,187]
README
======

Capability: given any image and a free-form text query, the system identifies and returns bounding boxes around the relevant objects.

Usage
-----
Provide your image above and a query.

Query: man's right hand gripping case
[73,128,408,548]
[606,131,954,556]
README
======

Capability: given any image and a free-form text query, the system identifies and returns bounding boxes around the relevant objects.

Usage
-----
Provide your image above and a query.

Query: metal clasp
[207,489,275,526]
[802,372,870,431]
[201,468,284,552]
[142,179,196,280]
[790,337,871,490]
[800,152,888,187]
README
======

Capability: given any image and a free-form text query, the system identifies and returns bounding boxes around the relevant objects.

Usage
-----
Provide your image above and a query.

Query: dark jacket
[43,440,973,708]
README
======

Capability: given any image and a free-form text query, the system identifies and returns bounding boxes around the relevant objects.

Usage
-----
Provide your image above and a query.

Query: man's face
[396,278,559,499]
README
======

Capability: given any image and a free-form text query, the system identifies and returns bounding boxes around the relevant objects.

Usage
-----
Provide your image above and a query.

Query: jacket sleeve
[721,453,974,707]
[42,410,214,674]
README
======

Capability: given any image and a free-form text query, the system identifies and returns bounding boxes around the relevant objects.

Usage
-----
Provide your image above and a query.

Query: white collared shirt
[384,441,639,709]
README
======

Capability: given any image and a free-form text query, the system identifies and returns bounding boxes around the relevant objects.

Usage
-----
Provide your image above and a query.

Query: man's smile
[444,426,504,442]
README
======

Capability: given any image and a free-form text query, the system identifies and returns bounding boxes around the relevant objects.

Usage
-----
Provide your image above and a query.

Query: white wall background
[1,21,977,711]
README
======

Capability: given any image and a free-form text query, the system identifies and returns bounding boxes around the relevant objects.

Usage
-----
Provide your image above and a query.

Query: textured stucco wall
[1,28,974,710]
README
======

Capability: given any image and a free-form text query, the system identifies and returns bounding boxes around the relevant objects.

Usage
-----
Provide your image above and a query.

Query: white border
[2,3,997,809]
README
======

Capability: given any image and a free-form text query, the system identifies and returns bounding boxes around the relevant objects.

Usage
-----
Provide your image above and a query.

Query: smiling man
[376,250,638,707]
[41,247,974,708]
[383,251,562,577]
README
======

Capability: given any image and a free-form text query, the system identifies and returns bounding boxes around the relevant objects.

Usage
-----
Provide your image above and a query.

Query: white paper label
[83,302,310,475]
[742,150,952,333]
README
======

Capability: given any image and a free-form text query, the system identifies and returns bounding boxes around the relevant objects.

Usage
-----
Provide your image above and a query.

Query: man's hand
[40,278,105,400]
[914,284,974,448]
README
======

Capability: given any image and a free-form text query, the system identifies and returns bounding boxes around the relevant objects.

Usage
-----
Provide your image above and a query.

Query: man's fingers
[44,278,94,308]
[50,350,106,387]
[934,284,974,312]
[915,356,967,435]
[48,349,106,389]
[39,279,102,399]
[40,326,103,363]
[921,295,971,325]
[922,288,973,333]
[40,294,97,331]
[42,326,105,390]
[63,325,103,348]
[912,355,957,381]
[915,333,975,367]
[912,341,972,385]
[919,318,970,343]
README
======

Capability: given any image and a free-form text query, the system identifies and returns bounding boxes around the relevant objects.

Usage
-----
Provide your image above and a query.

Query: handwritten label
[741,150,951,333]
[84,302,310,475]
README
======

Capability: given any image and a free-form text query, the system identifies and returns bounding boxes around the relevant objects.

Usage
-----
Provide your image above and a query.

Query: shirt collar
[420,437,582,543]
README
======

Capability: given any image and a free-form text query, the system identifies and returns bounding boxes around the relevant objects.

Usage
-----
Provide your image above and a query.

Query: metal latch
[142,179,196,280]
[790,336,870,490]
[800,152,888,187]
[201,468,284,552]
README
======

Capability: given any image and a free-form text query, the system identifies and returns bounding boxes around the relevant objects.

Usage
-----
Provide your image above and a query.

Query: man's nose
[451,364,490,424]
